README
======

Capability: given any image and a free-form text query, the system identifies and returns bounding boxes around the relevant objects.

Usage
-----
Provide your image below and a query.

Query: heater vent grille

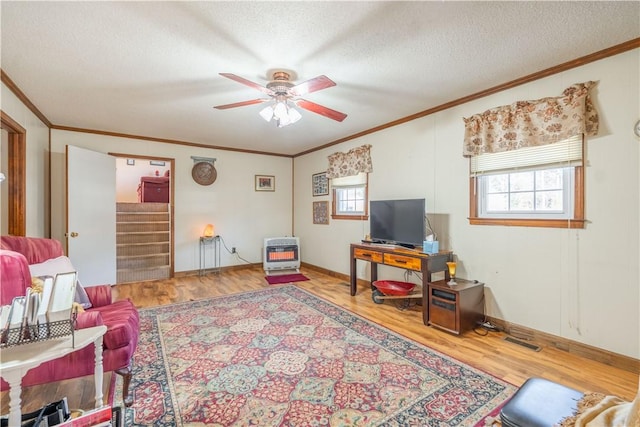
[266,238,298,246]
[263,237,300,272]
[503,336,542,352]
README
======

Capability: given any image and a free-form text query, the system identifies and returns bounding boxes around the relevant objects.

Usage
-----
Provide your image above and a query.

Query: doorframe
[0,111,26,236]
[109,152,175,278]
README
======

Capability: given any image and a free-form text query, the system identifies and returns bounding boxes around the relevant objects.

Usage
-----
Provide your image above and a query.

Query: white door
[66,145,116,286]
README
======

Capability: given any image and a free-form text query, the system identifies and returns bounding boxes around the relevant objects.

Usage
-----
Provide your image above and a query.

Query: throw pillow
[28,256,92,309]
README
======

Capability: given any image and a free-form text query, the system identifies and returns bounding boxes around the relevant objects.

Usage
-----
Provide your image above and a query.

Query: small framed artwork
[313,201,329,224]
[150,160,166,166]
[255,175,275,192]
[126,159,135,166]
[312,172,329,197]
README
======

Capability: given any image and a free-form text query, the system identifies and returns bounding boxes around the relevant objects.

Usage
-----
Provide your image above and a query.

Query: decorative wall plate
[192,161,217,186]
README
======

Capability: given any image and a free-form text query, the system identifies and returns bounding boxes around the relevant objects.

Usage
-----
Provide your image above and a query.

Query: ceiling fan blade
[214,99,268,110]
[296,99,347,122]
[290,75,336,97]
[219,73,274,95]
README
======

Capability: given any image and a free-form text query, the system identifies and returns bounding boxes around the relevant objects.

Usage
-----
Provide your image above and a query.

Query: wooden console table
[349,243,451,325]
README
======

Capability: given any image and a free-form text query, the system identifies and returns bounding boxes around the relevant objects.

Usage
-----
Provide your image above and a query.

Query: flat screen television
[369,198,426,248]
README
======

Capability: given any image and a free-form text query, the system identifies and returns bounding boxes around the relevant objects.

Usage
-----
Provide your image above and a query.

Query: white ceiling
[1,2,639,156]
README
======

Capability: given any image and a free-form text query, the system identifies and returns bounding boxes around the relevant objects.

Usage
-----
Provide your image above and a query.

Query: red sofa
[0,236,139,407]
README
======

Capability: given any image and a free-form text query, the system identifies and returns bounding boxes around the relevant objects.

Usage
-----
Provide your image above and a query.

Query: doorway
[0,111,26,236]
[110,153,175,284]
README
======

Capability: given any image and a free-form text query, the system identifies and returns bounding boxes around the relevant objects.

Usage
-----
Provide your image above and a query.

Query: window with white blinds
[331,172,368,219]
[331,172,367,187]
[469,135,585,226]
[470,134,582,175]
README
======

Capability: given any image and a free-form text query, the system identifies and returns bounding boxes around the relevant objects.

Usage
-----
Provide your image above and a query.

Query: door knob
[70,232,79,238]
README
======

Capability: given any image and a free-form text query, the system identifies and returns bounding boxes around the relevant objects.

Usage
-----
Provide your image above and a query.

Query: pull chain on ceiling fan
[214,71,347,127]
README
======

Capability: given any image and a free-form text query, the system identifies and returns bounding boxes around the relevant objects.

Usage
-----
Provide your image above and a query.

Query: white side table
[0,325,107,427]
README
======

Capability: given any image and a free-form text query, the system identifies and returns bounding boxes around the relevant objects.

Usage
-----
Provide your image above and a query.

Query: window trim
[469,165,585,229]
[331,175,369,221]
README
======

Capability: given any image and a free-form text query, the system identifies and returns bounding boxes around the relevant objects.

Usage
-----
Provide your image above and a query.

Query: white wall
[115,157,171,202]
[294,49,640,359]
[1,81,50,237]
[50,130,293,272]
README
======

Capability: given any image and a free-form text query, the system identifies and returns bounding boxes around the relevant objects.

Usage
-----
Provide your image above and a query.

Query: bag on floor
[0,397,70,427]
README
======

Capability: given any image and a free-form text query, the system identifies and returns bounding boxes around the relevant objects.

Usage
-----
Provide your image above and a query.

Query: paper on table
[8,296,26,328]
[46,271,77,323]
[0,305,10,331]
[21,287,32,328]
[37,276,55,323]
[26,292,39,327]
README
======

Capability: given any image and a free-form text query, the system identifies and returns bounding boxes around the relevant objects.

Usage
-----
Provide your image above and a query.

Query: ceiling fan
[214,71,347,127]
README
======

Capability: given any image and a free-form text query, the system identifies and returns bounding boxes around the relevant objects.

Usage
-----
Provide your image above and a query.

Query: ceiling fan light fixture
[259,105,274,122]
[260,99,302,128]
[273,101,288,120]
[288,107,302,123]
[277,108,292,128]
[217,71,347,124]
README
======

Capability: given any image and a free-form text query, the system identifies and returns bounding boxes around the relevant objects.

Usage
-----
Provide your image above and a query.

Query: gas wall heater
[263,237,300,274]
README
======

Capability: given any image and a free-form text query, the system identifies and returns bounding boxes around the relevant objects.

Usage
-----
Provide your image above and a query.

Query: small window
[469,135,585,228]
[478,167,574,219]
[331,173,368,220]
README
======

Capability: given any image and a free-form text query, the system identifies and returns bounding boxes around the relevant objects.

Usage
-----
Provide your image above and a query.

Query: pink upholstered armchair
[0,236,139,407]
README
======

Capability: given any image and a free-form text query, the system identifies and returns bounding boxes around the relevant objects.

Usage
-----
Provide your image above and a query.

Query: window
[469,135,585,228]
[331,173,368,220]
[479,167,573,218]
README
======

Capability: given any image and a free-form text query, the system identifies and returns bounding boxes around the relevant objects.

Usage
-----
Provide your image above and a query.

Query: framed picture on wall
[255,175,275,191]
[312,172,329,196]
[313,201,330,224]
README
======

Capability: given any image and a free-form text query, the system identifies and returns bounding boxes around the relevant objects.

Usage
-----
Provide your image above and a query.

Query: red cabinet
[138,177,169,203]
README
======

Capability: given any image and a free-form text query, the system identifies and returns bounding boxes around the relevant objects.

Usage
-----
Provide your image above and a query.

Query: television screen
[369,198,426,248]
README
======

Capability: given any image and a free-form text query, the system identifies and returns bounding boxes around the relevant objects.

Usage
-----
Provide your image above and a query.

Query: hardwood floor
[2,266,638,417]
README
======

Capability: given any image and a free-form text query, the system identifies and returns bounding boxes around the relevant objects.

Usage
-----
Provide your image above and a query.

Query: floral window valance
[326,144,373,179]
[463,81,599,157]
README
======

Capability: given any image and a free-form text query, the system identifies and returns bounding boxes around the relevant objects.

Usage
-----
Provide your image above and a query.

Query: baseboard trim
[300,262,372,289]
[485,316,639,375]
[300,262,348,280]
[174,263,261,277]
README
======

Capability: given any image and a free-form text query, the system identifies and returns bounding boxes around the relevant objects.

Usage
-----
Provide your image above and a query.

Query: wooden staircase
[116,203,171,283]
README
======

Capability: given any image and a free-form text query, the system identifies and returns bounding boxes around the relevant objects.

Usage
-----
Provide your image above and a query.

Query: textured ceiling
[1,1,639,156]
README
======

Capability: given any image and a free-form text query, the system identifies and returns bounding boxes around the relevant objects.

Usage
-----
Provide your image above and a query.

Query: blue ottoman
[500,377,584,427]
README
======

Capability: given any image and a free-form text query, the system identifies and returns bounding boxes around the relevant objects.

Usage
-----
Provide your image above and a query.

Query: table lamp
[203,224,215,238]
[446,261,457,286]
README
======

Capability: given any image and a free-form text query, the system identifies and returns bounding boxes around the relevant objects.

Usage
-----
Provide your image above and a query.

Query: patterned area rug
[116,285,515,426]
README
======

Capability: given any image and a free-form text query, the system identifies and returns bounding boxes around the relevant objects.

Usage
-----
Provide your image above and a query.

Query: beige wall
[1,81,50,237]
[293,49,640,359]
[49,131,293,273]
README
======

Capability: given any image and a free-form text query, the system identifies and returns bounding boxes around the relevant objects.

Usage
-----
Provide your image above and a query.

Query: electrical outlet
[231,247,236,253]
